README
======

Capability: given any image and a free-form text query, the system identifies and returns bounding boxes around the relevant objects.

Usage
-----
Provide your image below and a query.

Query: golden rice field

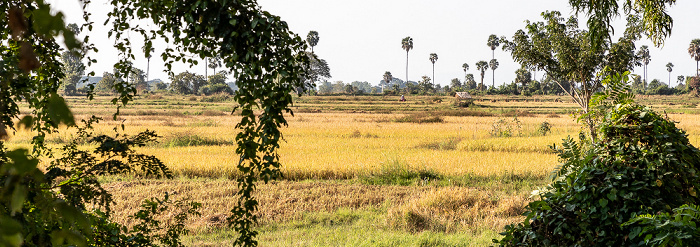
[8,94,700,180]
[7,94,700,245]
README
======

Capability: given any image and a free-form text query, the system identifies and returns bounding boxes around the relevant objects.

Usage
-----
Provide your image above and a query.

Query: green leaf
[599,198,608,208]
[47,93,76,127]
[10,186,27,215]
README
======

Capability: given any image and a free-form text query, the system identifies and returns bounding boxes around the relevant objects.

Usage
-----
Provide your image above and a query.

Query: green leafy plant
[495,103,700,246]
[623,204,700,246]
[490,117,522,137]
[537,121,552,136]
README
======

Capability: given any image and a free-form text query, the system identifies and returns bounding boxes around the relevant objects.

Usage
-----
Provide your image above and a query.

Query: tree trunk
[492,69,495,88]
[406,51,409,84]
[432,64,435,87]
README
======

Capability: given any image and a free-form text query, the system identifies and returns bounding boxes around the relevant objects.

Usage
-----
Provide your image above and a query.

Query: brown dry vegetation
[103,178,528,235]
[8,94,700,245]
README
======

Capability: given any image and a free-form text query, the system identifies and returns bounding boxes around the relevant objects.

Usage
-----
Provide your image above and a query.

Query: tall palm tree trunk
[406,51,409,84]
[492,69,495,88]
[146,57,150,82]
[432,64,435,86]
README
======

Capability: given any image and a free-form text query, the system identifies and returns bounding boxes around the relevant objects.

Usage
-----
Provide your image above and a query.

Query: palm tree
[383,71,392,92]
[476,61,489,91]
[637,45,651,87]
[143,46,154,82]
[489,59,499,88]
[666,62,674,87]
[462,63,469,77]
[689,39,700,77]
[307,31,319,53]
[402,37,413,84]
[208,55,222,75]
[487,34,500,60]
[429,53,438,84]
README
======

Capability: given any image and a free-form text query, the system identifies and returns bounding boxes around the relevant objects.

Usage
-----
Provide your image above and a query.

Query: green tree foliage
[419,76,433,94]
[637,45,651,85]
[462,63,469,77]
[207,55,222,75]
[502,11,642,140]
[568,0,675,47]
[450,78,461,91]
[496,100,700,246]
[487,34,500,59]
[429,53,438,84]
[129,67,148,93]
[383,71,392,89]
[689,39,700,77]
[1,2,199,246]
[476,61,489,91]
[489,58,499,87]
[169,71,205,95]
[95,72,119,94]
[303,51,331,93]
[59,23,85,96]
[515,68,531,91]
[464,74,476,90]
[666,62,674,86]
[307,30,319,53]
[104,1,311,245]
[402,37,413,83]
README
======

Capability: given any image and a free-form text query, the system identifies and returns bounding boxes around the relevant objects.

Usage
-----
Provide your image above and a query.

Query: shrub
[199,83,234,96]
[537,120,551,136]
[489,117,522,137]
[495,104,700,246]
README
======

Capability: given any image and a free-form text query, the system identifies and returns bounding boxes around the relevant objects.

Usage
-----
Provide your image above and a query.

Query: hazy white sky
[51,0,700,87]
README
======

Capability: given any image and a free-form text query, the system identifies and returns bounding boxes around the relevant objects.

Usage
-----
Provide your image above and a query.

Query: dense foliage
[495,103,700,246]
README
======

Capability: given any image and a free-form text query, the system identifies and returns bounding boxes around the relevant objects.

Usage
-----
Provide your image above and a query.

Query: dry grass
[387,187,527,233]
[103,178,529,235]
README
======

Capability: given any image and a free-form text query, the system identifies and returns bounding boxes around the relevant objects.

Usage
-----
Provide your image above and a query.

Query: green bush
[495,104,700,246]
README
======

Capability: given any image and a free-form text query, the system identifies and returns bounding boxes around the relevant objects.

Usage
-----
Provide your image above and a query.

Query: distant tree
[515,68,532,91]
[489,59,499,87]
[332,81,345,93]
[451,78,461,91]
[170,71,205,94]
[383,71,392,92]
[476,61,489,91]
[666,62,674,86]
[402,37,414,84]
[690,77,700,95]
[351,81,372,93]
[208,55,222,75]
[303,52,331,93]
[96,71,118,93]
[129,68,148,93]
[462,63,469,77]
[631,74,645,94]
[155,82,168,90]
[637,45,651,87]
[344,84,355,95]
[678,75,686,86]
[143,46,154,82]
[465,74,476,90]
[420,76,433,93]
[307,31,319,53]
[207,72,228,86]
[318,81,333,94]
[392,84,400,93]
[501,11,642,140]
[487,34,500,60]
[689,39,700,77]
[429,53,438,84]
[59,23,84,96]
